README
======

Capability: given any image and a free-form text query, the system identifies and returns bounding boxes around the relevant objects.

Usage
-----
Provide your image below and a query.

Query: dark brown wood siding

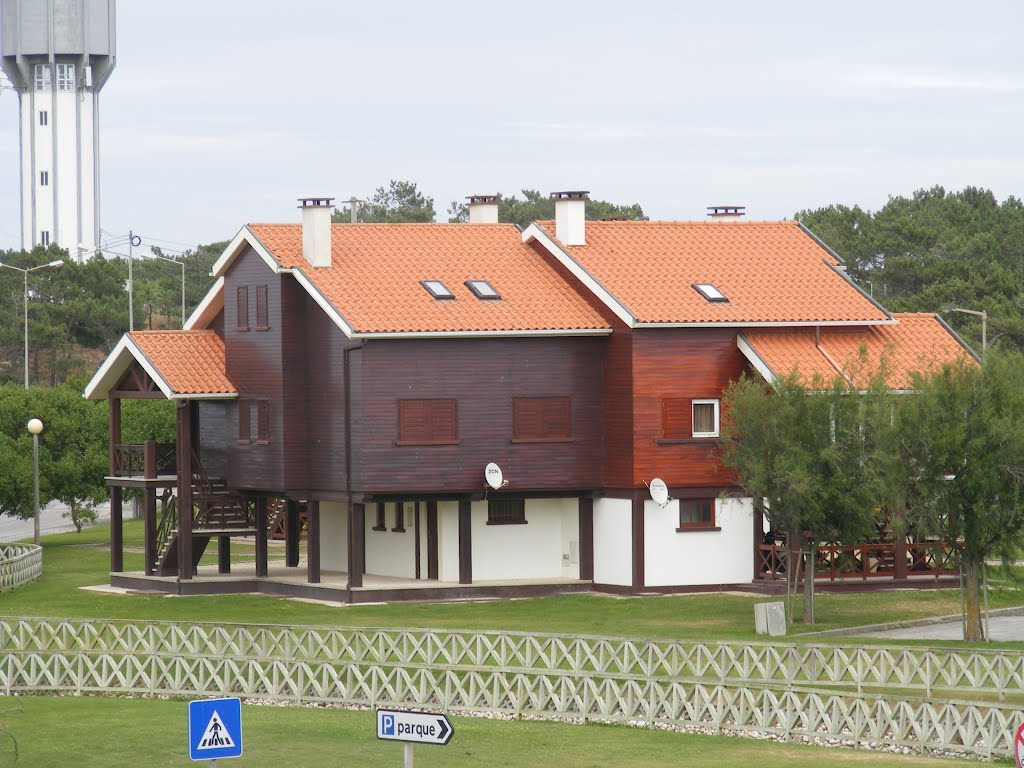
[352,336,606,494]
[631,328,749,488]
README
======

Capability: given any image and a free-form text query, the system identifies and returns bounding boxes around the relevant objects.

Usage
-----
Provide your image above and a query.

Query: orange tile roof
[247,223,610,334]
[536,220,891,324]
[130,330,236,395]
[741,314,975,389]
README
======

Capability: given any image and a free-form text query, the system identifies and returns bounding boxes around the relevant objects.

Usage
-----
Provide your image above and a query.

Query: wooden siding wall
[631,329,748,487]
[223,247,285,491]
[352,336,606,494]
[281,277,309,491]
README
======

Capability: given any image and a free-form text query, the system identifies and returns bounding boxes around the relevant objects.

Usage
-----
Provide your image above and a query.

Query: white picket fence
[1,617,1022,759]
[0,545,41,590]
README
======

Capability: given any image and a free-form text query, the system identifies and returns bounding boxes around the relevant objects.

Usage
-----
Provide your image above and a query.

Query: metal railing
[0,545,42,590]
[1,617,1022,759]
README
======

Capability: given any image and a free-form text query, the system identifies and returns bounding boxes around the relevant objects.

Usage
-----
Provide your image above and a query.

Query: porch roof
[84,330,237,400]
[738,313,977,390]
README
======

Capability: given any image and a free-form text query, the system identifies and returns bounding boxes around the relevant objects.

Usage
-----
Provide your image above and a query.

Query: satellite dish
[485,462,504,490]
[649,478,669,506]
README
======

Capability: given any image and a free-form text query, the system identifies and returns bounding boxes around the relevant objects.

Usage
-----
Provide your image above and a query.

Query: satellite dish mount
[646,478,672,508]
[484,462,508,497]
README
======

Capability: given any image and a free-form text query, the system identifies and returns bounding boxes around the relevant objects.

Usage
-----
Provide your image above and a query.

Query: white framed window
[39,110,48,127]
[691,398,720,438]
[693,282,728,302]
[40,171,48,186]
[56,63,75,92]
[34,64,51,91]
[40,231,50,247]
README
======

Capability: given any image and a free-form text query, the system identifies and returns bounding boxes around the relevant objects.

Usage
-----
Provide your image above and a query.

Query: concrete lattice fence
[1,617,1022,759]
[0,545,41,591]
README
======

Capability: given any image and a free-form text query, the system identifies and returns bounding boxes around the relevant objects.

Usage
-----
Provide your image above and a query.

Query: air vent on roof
[465,280,500,300]
[422,280,455,300]
[693,283,728,303]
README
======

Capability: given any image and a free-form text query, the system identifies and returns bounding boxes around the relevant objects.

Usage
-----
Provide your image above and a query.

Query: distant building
[0,0,115,258]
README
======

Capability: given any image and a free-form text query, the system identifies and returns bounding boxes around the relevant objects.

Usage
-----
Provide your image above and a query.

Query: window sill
[510,437,574,444]
[391,527,406,533]
[372,525,387,532]
[657,438,721,445]
[486,520,528,526]
[676,526,721,533]
[394,440,462,446]
[255,325,270,331]
[236,327,250,332]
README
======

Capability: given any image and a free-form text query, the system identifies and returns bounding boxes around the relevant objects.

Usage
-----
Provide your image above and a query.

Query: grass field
[0,695,1007,768]
[3,520,1024,647]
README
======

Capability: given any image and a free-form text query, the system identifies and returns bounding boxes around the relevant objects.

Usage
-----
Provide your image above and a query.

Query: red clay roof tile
[130,330,236,396]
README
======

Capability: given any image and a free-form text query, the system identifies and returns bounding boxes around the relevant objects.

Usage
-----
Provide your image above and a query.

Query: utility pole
[128,232,141,331]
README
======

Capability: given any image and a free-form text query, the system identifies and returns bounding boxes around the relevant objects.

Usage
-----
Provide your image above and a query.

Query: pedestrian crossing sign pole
[188,697,243,764]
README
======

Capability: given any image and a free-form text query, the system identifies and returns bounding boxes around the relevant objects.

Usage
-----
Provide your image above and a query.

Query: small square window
[678,499,716,529]
[39,111,48,127]
[34,64,51,91]
[692,399,720,438]
[40,171,48,187]
[40,231,50,247]
[421,280,454,300]
[488,499,526,525]
[693,283,728,302]
[465,280,500,300]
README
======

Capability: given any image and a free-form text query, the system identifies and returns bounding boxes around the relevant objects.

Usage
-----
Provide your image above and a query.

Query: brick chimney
[467,194,500,224]
[707,205,746,221]
[299,197,334,268]
[551,190,588,246]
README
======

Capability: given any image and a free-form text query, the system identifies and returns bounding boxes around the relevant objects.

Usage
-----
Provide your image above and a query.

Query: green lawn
[3,520,1023,647]
[0,695,1003,768]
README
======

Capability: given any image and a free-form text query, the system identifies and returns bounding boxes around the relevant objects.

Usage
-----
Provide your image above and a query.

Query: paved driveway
[863,615,1024,641]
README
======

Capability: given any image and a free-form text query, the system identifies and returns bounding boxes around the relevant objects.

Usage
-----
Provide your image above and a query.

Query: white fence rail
[0,545,41,590]
[1,617,1022,759]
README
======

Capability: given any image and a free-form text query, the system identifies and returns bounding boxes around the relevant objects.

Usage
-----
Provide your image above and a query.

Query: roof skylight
[465,280,500,300]
[693,283,728,303]
[421,280,455,300]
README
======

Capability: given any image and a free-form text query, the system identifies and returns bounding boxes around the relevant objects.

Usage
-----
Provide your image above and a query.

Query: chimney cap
[466,194,500,204]
[707,205,746,217]
[298,196,335,208]
[550,190,590,201]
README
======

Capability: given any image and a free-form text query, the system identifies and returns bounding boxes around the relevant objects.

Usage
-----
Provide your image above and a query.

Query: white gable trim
[522,223,636,328]
[210,226,283,278]
[282,267,357,337]
[736,334,777,384]
[184,276,224,330]
[83,334,175,400]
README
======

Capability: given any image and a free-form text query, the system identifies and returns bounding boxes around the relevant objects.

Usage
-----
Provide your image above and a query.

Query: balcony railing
[112,442,176,478]
[756,539,959,582]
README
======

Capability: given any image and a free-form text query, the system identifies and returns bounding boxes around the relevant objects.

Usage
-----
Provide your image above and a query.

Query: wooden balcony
[755,539,959,583]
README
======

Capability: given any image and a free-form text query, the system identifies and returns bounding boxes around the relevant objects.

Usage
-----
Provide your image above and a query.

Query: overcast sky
[1,0,1021,255]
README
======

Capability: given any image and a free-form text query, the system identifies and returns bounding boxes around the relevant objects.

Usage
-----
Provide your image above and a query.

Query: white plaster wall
[593,497,633,586]
[471,498,577,582]
[318,501,348,573]
[364,501,416,579]
[643,497,754,587]
[437,501,460,583]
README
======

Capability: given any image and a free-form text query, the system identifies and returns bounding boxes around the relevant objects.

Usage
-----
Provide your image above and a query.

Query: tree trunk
[962,553,985,642]
[803,544,816,625]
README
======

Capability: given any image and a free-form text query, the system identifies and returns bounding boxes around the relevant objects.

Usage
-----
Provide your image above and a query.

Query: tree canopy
[447,189,647,228]
[333,180,436,224]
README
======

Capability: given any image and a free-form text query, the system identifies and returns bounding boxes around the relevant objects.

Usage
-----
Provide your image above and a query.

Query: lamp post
[940,305,987,362]
[0,259,65,388]
[27,418,43,545]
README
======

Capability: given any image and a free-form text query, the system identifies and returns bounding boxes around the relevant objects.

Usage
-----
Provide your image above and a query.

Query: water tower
[1,0,115,259]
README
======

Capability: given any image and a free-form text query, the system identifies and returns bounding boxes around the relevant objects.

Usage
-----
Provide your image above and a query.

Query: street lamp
[0,259,65,388]
[27,418,42,545]
[940,304,987,362]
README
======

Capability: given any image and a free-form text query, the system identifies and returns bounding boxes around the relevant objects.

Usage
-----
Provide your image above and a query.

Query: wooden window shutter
[662,398,691,439]
[236,285,249,330]
[541,397,571,439]
[514,397,571,440]
[255,285,269,329]
[399,399,457,443]
[430,399,457,442]
[399,400,428,443]
[513,398,542,440]
[238,400,251,442]
[257,400,270,442]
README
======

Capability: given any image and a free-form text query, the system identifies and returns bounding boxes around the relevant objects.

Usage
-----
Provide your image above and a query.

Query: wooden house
[84,195,973,601]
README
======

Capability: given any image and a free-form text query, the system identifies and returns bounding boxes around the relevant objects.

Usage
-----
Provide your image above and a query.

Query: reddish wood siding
[631,328,749,487]
[352,336,605,494]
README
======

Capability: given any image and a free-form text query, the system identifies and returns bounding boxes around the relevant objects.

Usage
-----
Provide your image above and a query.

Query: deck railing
[1,617,1022,758]
[0,545,42,590]
[112,442,176,478]
[756,540,959,582]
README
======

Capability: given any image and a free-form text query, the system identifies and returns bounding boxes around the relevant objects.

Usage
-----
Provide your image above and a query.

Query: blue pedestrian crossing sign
[188,697,243,761]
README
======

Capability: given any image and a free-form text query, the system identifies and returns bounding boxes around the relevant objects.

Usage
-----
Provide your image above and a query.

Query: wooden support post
[307,499,320,584]
[578,497,594,581]
[895,534,908,581]
[143,487,156,575]
[458,499,472,585]
[347,502,365,589]
[143,439,157,480]
[631,494,645,592]
[426,502,438,580]
[255,496,268,577]
[218,536,231,574]
[176,401,193,580]
[285,499,300,568]
[110,486,123,573]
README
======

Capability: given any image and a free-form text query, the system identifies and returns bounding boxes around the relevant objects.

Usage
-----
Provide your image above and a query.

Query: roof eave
[634,319,899,328]
[82,334,175,401]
